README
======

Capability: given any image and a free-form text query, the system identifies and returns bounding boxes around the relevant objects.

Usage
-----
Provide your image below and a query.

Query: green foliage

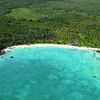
[0,0,100,50]
[7,7,48,20]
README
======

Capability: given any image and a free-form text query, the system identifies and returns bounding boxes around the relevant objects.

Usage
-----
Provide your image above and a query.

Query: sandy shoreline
[2,44,100,52]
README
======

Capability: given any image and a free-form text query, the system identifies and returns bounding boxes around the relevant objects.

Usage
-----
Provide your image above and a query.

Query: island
[0,0,100,52]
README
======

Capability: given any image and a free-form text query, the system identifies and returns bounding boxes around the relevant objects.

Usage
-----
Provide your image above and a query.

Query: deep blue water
[0,46,100,100]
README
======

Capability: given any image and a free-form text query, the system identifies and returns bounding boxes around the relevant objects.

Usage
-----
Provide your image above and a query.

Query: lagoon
[0,45,100,100]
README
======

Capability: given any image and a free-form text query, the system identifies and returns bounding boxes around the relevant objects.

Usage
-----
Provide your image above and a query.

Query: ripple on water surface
[0,46,100,100]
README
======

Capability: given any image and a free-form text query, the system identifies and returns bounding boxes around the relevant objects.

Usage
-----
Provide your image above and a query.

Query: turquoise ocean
[0,46,100,100]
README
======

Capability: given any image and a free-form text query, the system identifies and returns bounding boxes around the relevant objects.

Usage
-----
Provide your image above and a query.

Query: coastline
[2,44,100,53]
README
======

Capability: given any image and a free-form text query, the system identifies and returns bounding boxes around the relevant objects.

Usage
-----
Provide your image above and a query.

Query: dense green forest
[0,0,100,51]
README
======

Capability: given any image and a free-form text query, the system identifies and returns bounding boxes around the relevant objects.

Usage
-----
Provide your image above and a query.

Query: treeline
[0,26,55,50]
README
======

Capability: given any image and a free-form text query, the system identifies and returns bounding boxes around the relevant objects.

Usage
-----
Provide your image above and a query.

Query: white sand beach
[3,44,100,52]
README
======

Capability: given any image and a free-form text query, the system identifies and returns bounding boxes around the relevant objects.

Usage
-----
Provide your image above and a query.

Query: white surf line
[2,44,100,52]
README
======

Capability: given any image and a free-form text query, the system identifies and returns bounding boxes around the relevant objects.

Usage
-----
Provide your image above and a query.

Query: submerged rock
[0,50,5,56]
[10,56,14,58]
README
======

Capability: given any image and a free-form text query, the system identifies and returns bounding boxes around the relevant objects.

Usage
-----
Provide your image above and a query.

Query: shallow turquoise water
[0,46,100,100]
